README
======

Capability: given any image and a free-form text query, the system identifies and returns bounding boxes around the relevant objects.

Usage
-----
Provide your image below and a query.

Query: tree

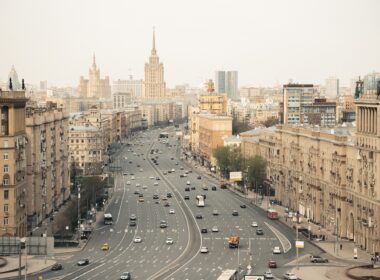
[213,146,230,178]
[232,118,251,134]
[246,155,267,192]
[262,117,279,128]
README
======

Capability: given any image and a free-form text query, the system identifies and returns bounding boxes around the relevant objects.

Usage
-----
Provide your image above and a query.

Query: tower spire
[92,53,96,68]
[151,27,157,55]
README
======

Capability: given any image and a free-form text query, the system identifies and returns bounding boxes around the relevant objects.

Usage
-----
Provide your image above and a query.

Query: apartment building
[25,102,70,229]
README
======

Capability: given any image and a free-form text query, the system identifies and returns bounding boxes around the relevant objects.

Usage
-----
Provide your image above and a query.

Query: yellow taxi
[101,243,109,251]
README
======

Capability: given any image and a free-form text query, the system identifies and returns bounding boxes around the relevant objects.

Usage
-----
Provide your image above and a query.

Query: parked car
[283,272,298,280]
[51,263,63,271]
[310,255,329,263]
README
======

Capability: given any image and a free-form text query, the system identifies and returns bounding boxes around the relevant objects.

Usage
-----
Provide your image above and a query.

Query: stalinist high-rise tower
[142,31,166,99]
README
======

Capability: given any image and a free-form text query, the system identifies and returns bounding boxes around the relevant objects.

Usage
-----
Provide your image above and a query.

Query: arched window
[1,106,9,136]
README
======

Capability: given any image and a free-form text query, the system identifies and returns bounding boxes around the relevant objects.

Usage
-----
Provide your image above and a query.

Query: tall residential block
[325,77,339,99]
[25,103,70,230]
[215,70,238,100]
[0,89,28,236]
[142,31,166,99]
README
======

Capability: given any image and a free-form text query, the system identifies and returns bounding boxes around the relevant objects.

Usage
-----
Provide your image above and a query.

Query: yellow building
[199,93,228,115]
[240,90,380,253]
[25,103,70,229]
[0,89,28,236]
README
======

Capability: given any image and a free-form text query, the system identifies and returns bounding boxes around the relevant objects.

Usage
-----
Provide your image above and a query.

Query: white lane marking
[71,262,106,280]
[264,221,292,253]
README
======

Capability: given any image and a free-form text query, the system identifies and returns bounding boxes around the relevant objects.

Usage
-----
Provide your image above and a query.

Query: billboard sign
[295,240,304,248]
[230,171,242,182]
[244,276,264,280]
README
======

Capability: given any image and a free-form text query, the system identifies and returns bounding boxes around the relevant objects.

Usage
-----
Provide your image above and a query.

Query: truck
[196,195,205,207]
[228,234,239,248]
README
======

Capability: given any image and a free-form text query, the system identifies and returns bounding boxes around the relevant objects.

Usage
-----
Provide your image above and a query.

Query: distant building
[77,54,111,99]
[303,98,337,126]
[363,72,380,92]
[112,76,142,98]
[39,80,47,91]
[8,65,21,90]
[113,92,133,109]
[142,31,166,99]
[215,71,238,100]
[282,84,315,125]
[325,77,339,99]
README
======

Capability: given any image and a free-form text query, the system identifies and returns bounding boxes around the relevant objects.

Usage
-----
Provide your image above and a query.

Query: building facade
[77,54,111,99]
[142,32,166,99]
[112,77,142,99]
[325,77,339,99]
[215,70,238,100]
[25,103,70,230]
[199,93,228,115]
[0,90,28,236]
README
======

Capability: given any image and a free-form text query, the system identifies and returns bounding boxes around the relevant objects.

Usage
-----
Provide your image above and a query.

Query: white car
[142,185,148,189]
[171,168,175,172]
[169,209,175,214]
[273,246,281,254]
[166,238,174,245]
[154,182,159,186]
[200,246,208,253]
[126,181,131,185]
[211,226,219,232]
[135,183,140,187]
[251,222,258,227]
[139,168,143,172]
[283,272,297,280]
[264,270,274,279]
[150,176,155,179]
[133,236,142,243]
[131,176,135,180]
[186,181,191,185]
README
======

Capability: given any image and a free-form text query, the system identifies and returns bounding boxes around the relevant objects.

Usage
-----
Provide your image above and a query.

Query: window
[3,204,8,213]
[3,153,8,160]
[3,165,8,173]
[71,140,74,143]
[3,218,8,225]
[3,178,9,186]
[3,140,8,148]
[4,190,9,200]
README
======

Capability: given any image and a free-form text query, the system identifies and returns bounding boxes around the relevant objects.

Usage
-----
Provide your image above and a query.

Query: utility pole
[296,212,299,270]
[77,185,81,242]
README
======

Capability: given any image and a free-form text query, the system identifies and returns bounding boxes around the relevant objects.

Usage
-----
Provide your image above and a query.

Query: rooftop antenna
[9,78,13,90]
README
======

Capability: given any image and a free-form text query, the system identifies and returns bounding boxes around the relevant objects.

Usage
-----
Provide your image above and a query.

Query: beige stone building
[240,90,380,253]
[199,93,228,115]
[0,90,28,236]
[77,54,111,99]
[25,103,70,229]
[198,114,232,166]
[142,31,166,99]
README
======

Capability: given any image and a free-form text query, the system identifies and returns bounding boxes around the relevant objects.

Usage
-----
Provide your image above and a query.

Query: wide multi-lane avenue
[41,127,324,280]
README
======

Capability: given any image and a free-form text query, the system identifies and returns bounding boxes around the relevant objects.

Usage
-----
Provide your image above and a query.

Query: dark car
[202,187,208,191]
[153,194,159,199]
[196,214,203,219]
[134,191,139,195]
[77,259,89,266]
[160,221,168,228]
[51,263,63,271]
[191,186,196,190]
[232,210,239,216]
[184,195,190,200]
[197,175,202,180]
[180,174,184,178]
[129,221,136,227]
[256,228,264,235]
[201,228,208,233]
[164,202,170,207]
[310,255,329,263]
[211,186,217,191]
[268,260,277,268]
[240,204,247,208]
[138,193,143,197]
[185,187,190,191]
[167,193,172,198]
[137,165,140,167]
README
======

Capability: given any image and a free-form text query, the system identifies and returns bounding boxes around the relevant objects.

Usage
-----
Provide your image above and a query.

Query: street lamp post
[77,185,81,242]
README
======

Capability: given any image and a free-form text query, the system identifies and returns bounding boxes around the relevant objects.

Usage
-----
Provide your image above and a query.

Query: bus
[267,209,279,219]
[217,269,238,280]
[196,195,205,207]
[104,213,113,225]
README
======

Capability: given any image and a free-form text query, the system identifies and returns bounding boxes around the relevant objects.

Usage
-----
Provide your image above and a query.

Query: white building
[325,77,339,99]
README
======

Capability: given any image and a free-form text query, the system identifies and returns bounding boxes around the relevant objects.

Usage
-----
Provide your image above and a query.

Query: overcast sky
[1,0,379,88]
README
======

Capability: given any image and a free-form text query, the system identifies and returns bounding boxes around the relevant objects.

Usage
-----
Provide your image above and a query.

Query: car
[149,176,155,179]
[171,168,175,172]
[134,190,139,195]
[77,259,89,266]
[138,197,144,202]
[184,195,190,200]
[232,210,239,216]
[166,237,174,245]
[130,214,137,220]
[268,260,277,268]
[163,171,167,175]
[264,270,274,279]
[212,210,219,216]
[186,181,191,185]
[135,183,140,187]
[101,243,109,251]
[167,170,172,174]
[185,187,190,191]
[167,192,172,198]
[240,204,247,208]
[123,172,128,176]
[126,181,131,185]
[153,194,159,199]
[171,157,174,160]
[129,221,136,227]
[137,164,140,168]
[169,209,175,214]
[131,176,135,180]
[139,168,143,172]
[160,221,167,228]
[142,185,147,189]
[155,162,159,165]
[256,228,264,235]
[180,167,184,170]
[191,186,196,190]
[251,221,258,227]
[180,174,184,178]
[133,236,142,243]
[156,177,160,180]
[273,246,281,254]
[202,187,208,191]
[197,175,202,179]
[51,263,63,271]
[161,196,168,201]
[211,186,217,191]
[212,226,219,232]
[201,228,208,233]
[283,272,298,280]
[154,182,159,186]
[196,214,203,219]
[310,255,329,263]
[138,193,143,197]
[175,162,179,165]
[120,272,131,280]
[200,246,208,253]
[164,202,170,207]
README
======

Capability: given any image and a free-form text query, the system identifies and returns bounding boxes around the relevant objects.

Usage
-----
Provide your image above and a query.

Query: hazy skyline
[1,0,379,88]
